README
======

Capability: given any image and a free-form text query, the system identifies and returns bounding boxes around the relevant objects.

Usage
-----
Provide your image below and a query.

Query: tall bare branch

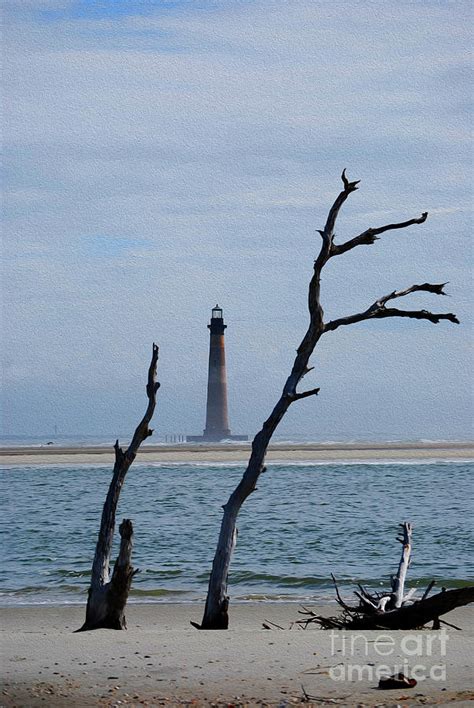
[196,172,458,630]
[331,211,428,256]
[78,343,160,631]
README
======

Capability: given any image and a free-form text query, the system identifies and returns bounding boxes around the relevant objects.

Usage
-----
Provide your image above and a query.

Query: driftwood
[390,521,413,610]
[77,344,160,631]
[195,172,458,630]
[297,523,474,630]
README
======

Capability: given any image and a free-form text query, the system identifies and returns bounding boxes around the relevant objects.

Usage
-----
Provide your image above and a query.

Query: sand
[1,603,473,707]
[1,441,473,466]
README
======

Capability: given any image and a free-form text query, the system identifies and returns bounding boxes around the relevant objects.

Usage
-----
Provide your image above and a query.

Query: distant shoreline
[1,440,472,465]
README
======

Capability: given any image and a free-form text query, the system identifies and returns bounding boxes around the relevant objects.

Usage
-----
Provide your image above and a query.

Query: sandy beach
[1,603,473,707]
[1,441,473,466]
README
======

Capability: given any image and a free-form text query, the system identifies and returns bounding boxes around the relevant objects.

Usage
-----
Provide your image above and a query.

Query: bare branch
[341,167,361,192]
[325,282,459,332]
[330,574,354,613]
[354,590,378,610]
[305,172,361,348]
[402,588,417,604]
[198,172,458,631]
[332,211,428,256]
[439,618,462,631]
[126,343,160,460]
[377,282,448,306]
[114,439,125,466]
[391,522,412,609]
[421,580,436,601]
[290,387,320,401]
[80,344,160,632]
[318,170,360,248]
[326,308,459,330]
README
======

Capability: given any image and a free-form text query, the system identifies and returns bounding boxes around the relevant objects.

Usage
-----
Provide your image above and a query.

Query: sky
[2,0,473,442]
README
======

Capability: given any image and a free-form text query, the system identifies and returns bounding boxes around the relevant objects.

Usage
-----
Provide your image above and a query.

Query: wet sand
[1,603,473,706]
[1,441,473,466]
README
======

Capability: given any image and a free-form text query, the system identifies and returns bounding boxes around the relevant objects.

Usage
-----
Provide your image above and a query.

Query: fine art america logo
[329,629,449,682]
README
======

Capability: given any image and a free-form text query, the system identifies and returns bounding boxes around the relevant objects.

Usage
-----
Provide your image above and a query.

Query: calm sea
[1,461,472,606]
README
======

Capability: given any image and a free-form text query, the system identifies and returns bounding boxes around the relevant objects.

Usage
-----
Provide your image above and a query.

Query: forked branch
[332,212,428,256]
[325,282,459,332]
[318,169,360,246]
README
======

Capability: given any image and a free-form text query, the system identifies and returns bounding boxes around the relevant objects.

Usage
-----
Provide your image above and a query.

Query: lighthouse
[187,305,247,443]
[203,304,230,439]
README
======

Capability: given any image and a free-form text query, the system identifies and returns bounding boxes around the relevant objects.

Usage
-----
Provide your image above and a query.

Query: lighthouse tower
[203,305,230,440]
[187,305,247,443]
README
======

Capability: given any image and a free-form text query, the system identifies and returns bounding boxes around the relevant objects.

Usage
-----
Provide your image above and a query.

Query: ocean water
[1,461,472,606]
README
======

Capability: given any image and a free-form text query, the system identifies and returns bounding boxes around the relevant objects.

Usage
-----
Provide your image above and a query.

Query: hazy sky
[2,0,472,441]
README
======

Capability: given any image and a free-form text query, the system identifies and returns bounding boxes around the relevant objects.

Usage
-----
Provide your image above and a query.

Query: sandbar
[1,441,473,467]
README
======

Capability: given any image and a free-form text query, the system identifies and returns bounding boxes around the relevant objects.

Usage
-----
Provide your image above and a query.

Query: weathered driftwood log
[347,587,474,630]
[299,586,474,631]
[77,344,160,632]
[195,172,458,630]
[297,523,474,630]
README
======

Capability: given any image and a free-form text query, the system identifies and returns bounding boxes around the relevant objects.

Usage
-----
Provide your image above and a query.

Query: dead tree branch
[289,387,321,401]
[422,579,436,601]
[331,573,354,613]
[347,586,474,630]
[77,344,160,631]
[331,212,428,256]
[297,523,473,631]
[325,283,459,332]
[391,522,413,609]
[196,171,458,630]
